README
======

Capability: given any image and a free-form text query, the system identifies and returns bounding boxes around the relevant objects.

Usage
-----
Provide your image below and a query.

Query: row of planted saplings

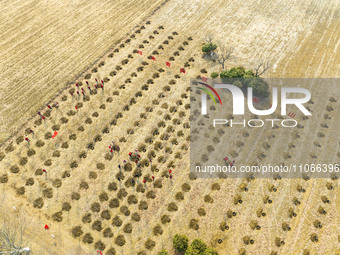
[88,21,155,79]
[118,106,191,240]
[262,179,308,251]
[0,24,159,194]
[114,29,178,84]
[17,23,157,156]
[18,102,117,189]
[50,167,160,225]
[141,101,190,175]
[148,182,192,252]
[69,158,176,252]
[69,136,174,227]
[307,180,335,246]
[283,98,337,249]
[41,45,190,251]
[304,97,340,245]
[115,85,189,149]
[310,97,337,154]
[113,96,184,146]
[109,66,185,136]
[15,95,113,175]
[55,87,187,191]
[129,37,194,87]
[217,181,254,240]
[112,46,192,134]
[191,182,226,235]
[110,27,168,84]
[0,29,173,160]
[219,179,276,252]
[119,40,192,92]
[34,24,148,124]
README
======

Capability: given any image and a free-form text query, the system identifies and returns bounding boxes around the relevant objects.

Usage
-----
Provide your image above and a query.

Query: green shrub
[185,239,207,255]
[203,247,218,255]
[210,72,219,78]
[202,43,217,54]
[158,249,168,255]
[173,234,189,252]
[233,80,243,88]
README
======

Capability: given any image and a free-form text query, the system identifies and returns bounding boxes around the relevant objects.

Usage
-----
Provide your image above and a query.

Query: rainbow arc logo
[197,82,222,106]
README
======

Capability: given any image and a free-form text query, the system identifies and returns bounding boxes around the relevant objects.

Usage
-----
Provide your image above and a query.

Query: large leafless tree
[0,219,30,255]
[215,44,234,70]
[254,59,272,77]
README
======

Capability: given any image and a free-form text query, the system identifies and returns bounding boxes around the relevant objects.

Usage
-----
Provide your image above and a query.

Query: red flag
[143,179,146,183]
[52,131,58,139]
[151,56,156,61]
[137,50,142,55]
[44,225,49,230]
[166,62,170,67]
[75,106,78,110]
[180,68,186,74]
[168,170,172,174]
[43,169,47,173]
[202,77,208,82]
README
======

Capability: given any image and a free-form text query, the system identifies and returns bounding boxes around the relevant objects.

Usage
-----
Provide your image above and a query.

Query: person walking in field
[116,145,120,157]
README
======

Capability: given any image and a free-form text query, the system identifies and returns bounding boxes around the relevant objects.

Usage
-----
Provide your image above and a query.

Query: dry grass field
[0,0,166,143]
[0,0,339,254]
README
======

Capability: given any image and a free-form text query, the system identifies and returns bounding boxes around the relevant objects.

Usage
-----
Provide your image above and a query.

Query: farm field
[0,0,339,254]
[0,0,167,143]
